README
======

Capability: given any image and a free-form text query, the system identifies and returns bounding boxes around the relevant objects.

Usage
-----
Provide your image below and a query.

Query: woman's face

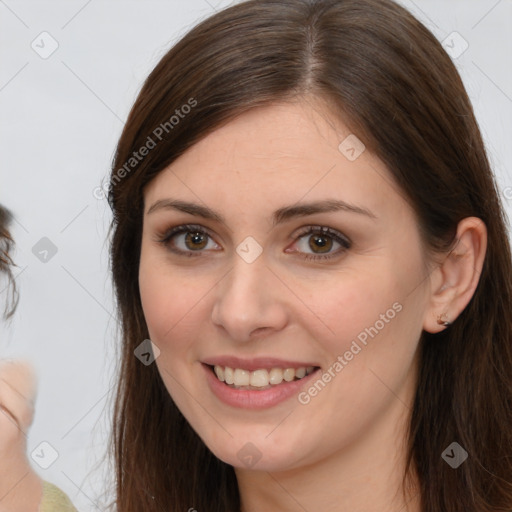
[139,100,434,472]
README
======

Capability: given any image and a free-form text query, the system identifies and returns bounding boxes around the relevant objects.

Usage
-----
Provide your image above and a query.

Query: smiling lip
[202,360,321,410]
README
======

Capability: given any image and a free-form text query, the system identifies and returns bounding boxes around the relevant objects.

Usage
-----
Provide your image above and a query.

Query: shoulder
[40,481,78,512]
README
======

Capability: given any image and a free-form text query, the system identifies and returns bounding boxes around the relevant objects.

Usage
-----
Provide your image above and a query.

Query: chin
[199,432,306,473]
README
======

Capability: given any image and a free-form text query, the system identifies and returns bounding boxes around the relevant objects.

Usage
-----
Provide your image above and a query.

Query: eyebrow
[146,198,377,226]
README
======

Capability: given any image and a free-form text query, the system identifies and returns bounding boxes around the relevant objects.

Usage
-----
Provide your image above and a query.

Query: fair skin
[0,362,42,512]
[139,99,486,512]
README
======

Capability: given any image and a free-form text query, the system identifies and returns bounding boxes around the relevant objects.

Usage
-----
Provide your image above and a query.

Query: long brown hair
[0,205,18,319]
[108,0,512,510]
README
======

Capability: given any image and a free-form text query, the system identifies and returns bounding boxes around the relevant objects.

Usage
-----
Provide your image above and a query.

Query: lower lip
[202,363,320,410]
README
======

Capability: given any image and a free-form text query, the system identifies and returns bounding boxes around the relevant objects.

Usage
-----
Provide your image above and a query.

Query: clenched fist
[0,360,42,512]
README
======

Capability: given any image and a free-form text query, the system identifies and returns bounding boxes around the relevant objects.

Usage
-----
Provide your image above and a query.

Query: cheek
[303,255,425,371]
[291,270,424,448]
[138,256,220,428]
[301,271,398,350]
[138,257,198,351]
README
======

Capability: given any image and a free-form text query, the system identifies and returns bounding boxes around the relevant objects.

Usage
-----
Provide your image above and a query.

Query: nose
[210,252,288,342]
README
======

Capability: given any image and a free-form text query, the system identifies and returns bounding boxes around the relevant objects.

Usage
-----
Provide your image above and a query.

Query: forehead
[143,101,406,222]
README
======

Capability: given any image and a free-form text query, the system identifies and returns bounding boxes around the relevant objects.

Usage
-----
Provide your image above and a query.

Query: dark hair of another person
[107,0,512,510]
[0,206,17,319]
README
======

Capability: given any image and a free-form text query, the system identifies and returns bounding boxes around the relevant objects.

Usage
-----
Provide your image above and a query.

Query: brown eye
[158,224,221,256]
[185,231,208,250]
[287,225,351,262]
[308,234,333,253]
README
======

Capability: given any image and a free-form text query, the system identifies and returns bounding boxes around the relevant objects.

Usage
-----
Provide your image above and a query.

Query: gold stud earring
[436,312,452,327]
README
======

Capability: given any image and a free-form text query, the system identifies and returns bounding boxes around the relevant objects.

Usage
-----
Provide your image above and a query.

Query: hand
[0,360,43,512]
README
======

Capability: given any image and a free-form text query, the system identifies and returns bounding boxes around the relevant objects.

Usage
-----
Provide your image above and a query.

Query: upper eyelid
[157,223,347,238]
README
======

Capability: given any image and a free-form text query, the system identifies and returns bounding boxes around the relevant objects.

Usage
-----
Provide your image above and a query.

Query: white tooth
[250,369,270,387]
[214,365,225,382]
[224,367,234,385]
[221,366,311,387]
[268,368,283,385]
[233,369,250,386]
[295,367,306,379]
[283,368,295,382]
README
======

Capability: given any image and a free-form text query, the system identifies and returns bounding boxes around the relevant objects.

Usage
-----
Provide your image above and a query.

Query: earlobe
[423,217,487,334]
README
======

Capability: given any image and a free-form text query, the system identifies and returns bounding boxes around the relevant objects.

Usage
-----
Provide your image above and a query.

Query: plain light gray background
[1,1,511,510]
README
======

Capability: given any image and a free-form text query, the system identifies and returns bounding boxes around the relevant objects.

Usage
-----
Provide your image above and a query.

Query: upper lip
[202,356,320,372]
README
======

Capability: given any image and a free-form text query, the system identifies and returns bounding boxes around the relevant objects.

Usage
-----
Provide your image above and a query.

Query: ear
[423,217,487,334]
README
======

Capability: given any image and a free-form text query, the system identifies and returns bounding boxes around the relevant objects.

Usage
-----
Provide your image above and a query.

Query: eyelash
[157,223,351,261]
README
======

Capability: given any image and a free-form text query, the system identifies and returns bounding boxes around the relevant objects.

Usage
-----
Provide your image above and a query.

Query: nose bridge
[211,249,287,341]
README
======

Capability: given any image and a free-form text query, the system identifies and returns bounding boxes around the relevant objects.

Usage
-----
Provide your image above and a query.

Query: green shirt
[40,481,78,512]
